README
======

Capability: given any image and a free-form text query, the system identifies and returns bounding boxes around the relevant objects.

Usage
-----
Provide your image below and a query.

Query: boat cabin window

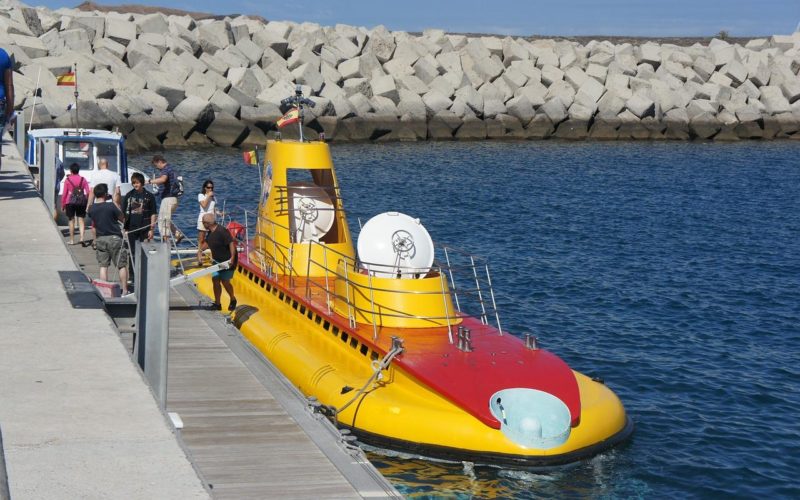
[61,141,93,171]
[60,140,120,172]
[286,167,342,244]
[96,141,120,172]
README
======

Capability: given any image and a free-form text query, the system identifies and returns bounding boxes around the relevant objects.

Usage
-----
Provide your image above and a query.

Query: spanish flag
[242,149,258,166]
[57,71,76,86]
[277,108,300,128]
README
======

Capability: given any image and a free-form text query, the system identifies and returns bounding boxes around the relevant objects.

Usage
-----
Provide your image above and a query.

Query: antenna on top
[280,84,315,142]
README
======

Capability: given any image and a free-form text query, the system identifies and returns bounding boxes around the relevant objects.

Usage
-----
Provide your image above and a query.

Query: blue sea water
[131,141,800,499]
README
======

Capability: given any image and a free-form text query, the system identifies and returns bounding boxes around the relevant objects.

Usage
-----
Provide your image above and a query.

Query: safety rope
[333,340,405,421]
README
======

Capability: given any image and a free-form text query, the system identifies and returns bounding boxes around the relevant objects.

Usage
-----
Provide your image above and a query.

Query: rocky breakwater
[2,1,800,148]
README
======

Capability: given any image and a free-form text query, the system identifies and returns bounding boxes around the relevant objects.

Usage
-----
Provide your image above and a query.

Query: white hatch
[357,212,434,279]
[288,182,335,242]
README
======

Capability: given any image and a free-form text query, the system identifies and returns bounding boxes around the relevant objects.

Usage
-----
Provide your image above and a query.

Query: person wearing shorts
[197,213,237,311]
[148,154,183,243]
[61,163,89,245]
[87,183,129,295]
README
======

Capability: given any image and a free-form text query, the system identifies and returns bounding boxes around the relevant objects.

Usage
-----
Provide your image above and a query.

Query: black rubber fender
[232,304,259,328]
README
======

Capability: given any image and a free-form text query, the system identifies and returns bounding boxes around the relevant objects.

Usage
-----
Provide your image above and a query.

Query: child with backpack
[61,162,89,246]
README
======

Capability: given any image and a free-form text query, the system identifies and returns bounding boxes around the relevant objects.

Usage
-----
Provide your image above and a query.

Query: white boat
[23,127,153,221]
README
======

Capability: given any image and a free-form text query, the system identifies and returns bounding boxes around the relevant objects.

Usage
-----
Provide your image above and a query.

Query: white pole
[27,66,41,133]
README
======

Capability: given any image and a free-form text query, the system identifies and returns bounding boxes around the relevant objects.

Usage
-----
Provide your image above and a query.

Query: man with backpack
[148,154,184,243]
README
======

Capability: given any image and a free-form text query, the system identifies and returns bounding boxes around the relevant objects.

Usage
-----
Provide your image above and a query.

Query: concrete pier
[0,134,209,498]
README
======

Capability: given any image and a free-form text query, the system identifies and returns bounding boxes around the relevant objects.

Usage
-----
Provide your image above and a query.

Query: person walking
[122,172,157,274]
[0,47,14,171]
[87,157,121,207]
[197,179,218,249]
[88,183,128,295]
[196,213,237,311]
[148,154,183,243]
[61,163,89,246]
[86,157,122,246]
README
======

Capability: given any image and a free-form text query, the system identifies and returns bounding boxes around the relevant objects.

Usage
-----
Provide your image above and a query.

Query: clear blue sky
[33,0,799,36]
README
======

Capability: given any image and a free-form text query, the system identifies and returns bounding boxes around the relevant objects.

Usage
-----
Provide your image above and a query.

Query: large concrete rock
[626,93,655,118]
[540,97,568,124]
[760,86,792,114]
[484,114,513,138]
[205,110,249,146]
[127,39,161,67]
[136,13,169,34]
[363,27,395,63]
[172,95,215,133]
[8,33,48,59]
[105,17,136,45]
[502,37,530,67]
[146,71,186,111]
[454,117,487,139]
[127,111,182,149]
[198,20,233,54]
[455,85,485,116]
[420,89,451,118]
[505,95,535,125]
[427,110,461,139]
[523,114,554,138]
[514,82,547,109]
[545,81,575,108]
[554,117,590,139]
[291,62,324,93]
[689,112,721,139]
[209,89,241,116]
[371,74,400,104]
[588,116,620,139]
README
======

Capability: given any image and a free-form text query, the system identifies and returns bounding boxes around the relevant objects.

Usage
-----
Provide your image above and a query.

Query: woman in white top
[197,179,217,248]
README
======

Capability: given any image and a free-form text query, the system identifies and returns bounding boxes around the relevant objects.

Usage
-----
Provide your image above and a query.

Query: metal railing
[243,213,504,343]
[438,244,503,334]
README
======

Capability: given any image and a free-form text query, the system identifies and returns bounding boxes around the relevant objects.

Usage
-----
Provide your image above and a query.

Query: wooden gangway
[65,237,398,498]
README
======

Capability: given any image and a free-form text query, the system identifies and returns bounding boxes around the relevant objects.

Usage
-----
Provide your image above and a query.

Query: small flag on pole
[242,149,258,166]
[276,108,299,128]
[57,71,76,86]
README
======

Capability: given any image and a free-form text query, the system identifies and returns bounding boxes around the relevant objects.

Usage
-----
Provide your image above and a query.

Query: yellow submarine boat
[190,93,633,468]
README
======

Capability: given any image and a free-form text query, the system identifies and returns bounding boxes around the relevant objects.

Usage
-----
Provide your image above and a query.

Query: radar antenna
[280,84,316,142]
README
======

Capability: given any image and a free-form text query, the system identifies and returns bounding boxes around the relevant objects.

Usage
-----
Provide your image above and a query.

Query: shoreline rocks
[2,0,800,150]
